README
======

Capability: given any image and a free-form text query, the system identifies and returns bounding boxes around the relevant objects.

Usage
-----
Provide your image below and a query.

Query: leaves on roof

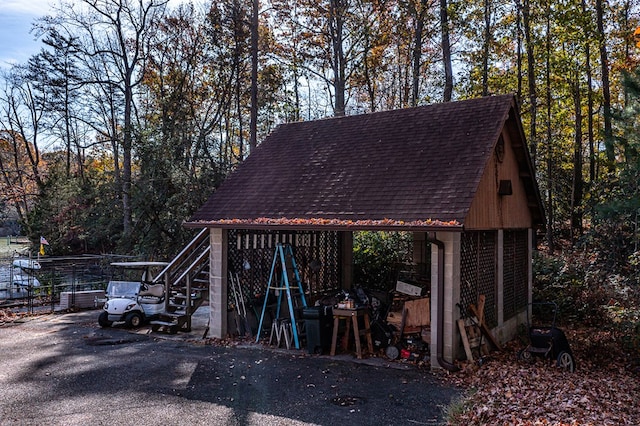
[196,217,461,228]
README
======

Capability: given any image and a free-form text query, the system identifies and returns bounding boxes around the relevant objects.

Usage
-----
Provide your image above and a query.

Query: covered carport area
[195,223,462,370]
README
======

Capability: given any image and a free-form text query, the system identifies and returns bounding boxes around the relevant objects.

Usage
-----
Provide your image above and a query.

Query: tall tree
[30,27,85,179]
[250,0,259,151]
[288,0,363,116]
[56,0,167,248]
[410,0,430,106]
[582,0,596,185]
[596,0,614,169]
[522,0,537,164]
[515,0,523,100]
[440,0,453,101]
[0,66,49,231]
[571,78,584,240]
[329,0,348,115]
[543,0,554,251]
[480,0,492,96]
[350,0,396,112]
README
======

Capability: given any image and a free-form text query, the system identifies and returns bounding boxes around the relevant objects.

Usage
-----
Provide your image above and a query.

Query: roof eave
[183,221,464,233]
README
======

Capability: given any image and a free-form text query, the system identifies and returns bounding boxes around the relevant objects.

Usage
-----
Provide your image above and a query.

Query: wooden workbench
[330,307,374,359]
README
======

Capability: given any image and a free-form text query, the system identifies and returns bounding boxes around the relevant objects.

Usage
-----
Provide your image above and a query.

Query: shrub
[533,249,640,328]
[352,231,412,292]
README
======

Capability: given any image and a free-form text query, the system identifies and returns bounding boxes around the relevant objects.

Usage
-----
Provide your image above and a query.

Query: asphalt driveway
[0,310,460,425]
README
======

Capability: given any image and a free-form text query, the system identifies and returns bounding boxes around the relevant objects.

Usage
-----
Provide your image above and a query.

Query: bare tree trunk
[544,4,554,252]
[411,0,428,106]
[236,66,245,160]
[362,28,376,112]
[123,81,133,240]
[523,0,537,166]
[481,0,491,96]
[250,0,258,151]
[515,0,523,101]
[329,0,346,116]
[596,0,614,169]
[440,0,453,102]
[571,80,584,242]
[582,0,595,185]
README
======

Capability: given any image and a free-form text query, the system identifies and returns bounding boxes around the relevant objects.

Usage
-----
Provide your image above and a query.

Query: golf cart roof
[110,261,170,268]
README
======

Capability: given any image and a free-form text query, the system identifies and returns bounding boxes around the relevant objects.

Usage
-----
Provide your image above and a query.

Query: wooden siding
[464,130,533,230]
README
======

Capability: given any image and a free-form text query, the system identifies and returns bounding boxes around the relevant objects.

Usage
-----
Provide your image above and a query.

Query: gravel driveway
[0,310,460,425]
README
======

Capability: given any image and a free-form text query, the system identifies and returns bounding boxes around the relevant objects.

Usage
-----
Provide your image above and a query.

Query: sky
[0,0,53,69]
[0,0,190,70]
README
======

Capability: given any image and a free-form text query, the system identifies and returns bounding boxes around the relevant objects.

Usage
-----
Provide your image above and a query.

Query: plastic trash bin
[303,305,333,354]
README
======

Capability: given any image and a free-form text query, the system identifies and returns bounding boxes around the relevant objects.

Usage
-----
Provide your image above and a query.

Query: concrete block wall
[209,228,228,339]
[429,231,461,368]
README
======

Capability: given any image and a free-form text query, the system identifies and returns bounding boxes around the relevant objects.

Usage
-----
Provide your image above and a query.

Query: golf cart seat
[139,283,164,303]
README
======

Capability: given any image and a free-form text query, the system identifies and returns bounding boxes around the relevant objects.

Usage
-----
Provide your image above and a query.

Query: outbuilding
[185,94,545,369]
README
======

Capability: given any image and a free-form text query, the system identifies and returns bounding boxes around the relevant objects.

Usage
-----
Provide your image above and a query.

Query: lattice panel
[503,232,516,320]
[503,230,529,320]
[227,230,341,306]
[512,230,529,314]
[460,233,478,316]
[460,231,497,327]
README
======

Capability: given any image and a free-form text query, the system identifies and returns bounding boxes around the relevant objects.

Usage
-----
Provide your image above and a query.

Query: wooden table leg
[352,315,362,359]
[330,316,339,356]
[343,318,351,351]
[363,313,374,354]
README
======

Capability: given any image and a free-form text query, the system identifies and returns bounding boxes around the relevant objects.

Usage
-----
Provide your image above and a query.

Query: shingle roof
[187,95,542,230]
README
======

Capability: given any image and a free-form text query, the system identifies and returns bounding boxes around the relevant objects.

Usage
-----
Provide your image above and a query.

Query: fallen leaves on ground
[447,327,640,425]
[0,308,18,324]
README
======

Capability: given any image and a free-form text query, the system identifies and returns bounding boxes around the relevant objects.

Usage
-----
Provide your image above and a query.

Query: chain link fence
[0,238,143,314]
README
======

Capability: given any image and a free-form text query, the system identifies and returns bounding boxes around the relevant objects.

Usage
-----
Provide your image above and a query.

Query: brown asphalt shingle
[188,95,536,229]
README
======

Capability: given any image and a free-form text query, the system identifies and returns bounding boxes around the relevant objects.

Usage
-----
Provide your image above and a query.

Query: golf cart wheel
[557,350,575,372]
[98,311,112,328]
[125,312,143,328]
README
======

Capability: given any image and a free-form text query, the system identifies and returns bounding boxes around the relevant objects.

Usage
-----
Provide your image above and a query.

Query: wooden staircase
[149,228,210,334]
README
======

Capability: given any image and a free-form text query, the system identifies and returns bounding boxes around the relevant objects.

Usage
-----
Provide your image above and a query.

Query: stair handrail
[152,228,209,285]
[171,244,210,288]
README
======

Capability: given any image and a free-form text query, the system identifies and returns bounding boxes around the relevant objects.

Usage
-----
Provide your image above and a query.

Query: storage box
[59,290,105,309]
[395,280,423,296]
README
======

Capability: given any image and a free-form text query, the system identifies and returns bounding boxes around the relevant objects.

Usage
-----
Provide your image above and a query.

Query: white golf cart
[97,261,168,328]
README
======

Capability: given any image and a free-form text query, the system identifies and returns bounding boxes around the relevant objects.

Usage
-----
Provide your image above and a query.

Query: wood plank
[386,310,403,329]
[404,297,430,327]
[468,304,503,351]
[481,342,490,356]
[458,319,474,361]
[476,295,488,355]
[477,295,485,327]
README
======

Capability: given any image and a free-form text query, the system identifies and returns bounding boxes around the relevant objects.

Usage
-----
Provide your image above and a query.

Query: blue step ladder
[256,243,308,349]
